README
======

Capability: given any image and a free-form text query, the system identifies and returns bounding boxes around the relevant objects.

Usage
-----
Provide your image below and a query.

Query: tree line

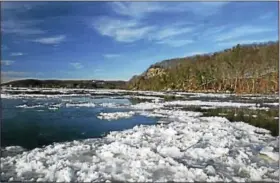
[128,41,279,94]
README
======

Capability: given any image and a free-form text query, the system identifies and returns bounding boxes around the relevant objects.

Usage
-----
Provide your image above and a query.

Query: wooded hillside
[128,41,279,94]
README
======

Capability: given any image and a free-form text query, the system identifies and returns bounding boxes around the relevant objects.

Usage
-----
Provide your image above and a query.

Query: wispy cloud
[93,2,216,47]
[93,16,194,47]
[103,54,121,59]
[151,27,193,41]
[110,2,228,18]
[70,62,84,69]
[110,2,163,18]
[185,2,228,16]
[33,35,66,45]
[215,26,275,42]
[259,12,274,20]
[1,19,45,35]
[1,60,15,66]
[10,52,24,56]
[93,17,155,43]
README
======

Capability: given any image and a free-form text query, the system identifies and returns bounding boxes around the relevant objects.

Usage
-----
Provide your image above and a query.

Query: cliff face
[128,41,279,94]
[145,67,167,79]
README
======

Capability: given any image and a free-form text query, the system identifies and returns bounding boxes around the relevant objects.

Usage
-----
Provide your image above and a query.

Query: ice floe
[248,106,270,111]
[264,102,279,106]
[16,104,44,109]
[65,102,96,108]
[97,111,136,120]
[189,93,233,98]
[131,102,164,110]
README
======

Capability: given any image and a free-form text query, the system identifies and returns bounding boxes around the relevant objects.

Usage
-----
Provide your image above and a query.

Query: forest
[128,41,279,94]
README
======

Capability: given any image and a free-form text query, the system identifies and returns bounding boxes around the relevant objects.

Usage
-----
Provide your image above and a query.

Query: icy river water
[1,88,279,182]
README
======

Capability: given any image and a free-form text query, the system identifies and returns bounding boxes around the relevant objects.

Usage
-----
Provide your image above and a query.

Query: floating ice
[248,106,270,111]
[131,102,164,110]
[48,107,59,110]
[264,103,279,106]
[124,95,163,101]
[97,111,136,120]
[65,102,96,108]
[99,103,121,108]
[201,106,217,110]
[189,93,233,98]
[16,104,44,109]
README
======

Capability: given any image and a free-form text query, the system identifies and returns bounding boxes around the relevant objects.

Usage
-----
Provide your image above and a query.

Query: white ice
[16,104,44,109]
[65,102,96,108]
[97,111,136,120]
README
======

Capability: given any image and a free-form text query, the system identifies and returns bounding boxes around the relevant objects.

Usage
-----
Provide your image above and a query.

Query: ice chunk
[65,102,96,108]
[97,111,135,120]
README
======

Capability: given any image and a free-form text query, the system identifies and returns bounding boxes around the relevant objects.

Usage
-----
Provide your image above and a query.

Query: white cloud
[92,17,155,43]
[151,27,193,41]
[110,2,163,18]
[110,2,228,18]
[70,62,84,69]
[33,35,66,45]
[201,26,227,38]
[10,52,24,56]
[103,54,121,59]
[185,2,228,16]
[215,26,275,42]
[1,19,45,35]
[1,60,15,66]
[94,2,226,46]
[93,16,194,47]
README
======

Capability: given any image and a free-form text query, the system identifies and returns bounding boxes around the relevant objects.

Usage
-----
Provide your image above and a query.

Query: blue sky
[1,1,278,82]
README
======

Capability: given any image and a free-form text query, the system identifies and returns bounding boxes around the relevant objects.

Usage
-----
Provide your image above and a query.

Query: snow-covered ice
[65,102,96,108]
[97,111,136,120]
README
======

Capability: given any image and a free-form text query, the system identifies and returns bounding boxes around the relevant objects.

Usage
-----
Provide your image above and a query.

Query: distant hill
[1,79,127,89]
[128,41,279,94]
